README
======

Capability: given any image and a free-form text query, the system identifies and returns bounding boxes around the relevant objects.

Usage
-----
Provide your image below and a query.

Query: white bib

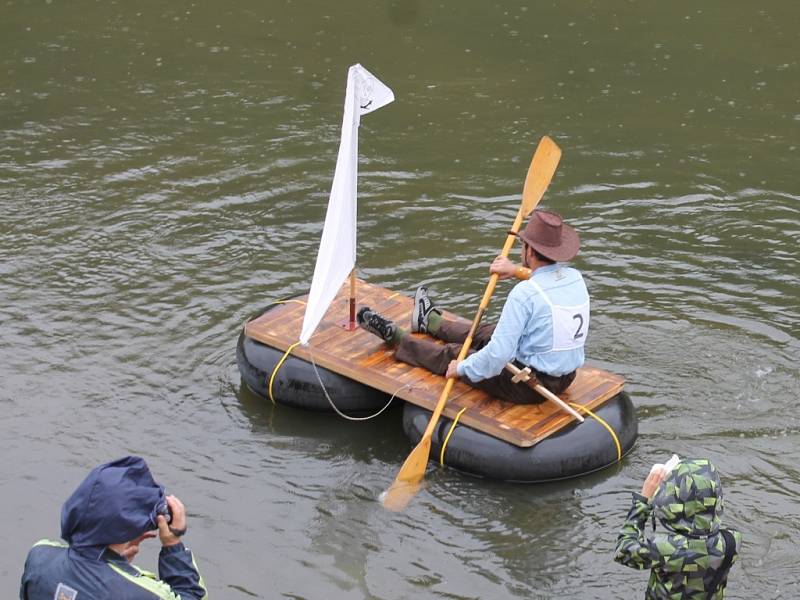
[529,279,590,351]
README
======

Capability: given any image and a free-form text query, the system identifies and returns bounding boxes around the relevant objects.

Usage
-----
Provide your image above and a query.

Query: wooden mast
[340,268,358,331]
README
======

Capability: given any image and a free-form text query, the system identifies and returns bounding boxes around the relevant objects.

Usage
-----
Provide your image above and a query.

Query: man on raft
[357,209,589,404]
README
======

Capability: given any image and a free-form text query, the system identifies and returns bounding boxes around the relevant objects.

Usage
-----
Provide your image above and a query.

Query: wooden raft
[244,280,625,448]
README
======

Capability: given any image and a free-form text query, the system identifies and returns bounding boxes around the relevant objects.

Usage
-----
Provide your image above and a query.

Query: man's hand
[490,255,517,280]
[157,495,187,547]
[641,465,667,499]
[445,360,460,379]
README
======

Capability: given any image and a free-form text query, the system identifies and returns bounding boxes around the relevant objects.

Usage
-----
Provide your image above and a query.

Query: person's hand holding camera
[641,465,667,499]
[157,495,187,547]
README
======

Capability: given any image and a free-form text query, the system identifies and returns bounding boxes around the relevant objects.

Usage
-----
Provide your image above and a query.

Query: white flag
[299,64,394,345]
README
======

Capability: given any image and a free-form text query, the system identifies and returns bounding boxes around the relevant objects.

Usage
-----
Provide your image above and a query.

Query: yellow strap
[439,406,468,465]
[436,403,621,465]
[268,341,301,404]
[570,402,622,461]
[248,298,307,405]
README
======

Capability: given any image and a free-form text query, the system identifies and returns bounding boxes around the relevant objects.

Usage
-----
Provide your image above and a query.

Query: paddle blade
[521,136,562,217]
[380,435,432,511]
[380,479,422,513]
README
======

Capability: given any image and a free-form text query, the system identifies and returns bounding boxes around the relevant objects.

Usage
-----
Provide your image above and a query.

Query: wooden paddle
[380,136,562,512]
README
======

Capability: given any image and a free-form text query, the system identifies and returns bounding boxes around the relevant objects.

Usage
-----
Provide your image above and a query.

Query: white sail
[299,64,394,345]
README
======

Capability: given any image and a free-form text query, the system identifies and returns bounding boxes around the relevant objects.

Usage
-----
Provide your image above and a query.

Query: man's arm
[614,466,671,570]
[156,496,208,600]
[158,543,207,600]
[457,285,530,381]
[613,493,666,570]
[491,256,531,280]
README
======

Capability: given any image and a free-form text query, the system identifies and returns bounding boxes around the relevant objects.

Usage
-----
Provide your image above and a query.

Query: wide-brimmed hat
[511,209,580,262]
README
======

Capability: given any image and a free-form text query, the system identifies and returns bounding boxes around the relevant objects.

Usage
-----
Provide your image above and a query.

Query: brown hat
[512,209,580,262]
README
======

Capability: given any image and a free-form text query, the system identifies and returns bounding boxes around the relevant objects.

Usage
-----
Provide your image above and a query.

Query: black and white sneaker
[357,306,396,343]
[411,286,441,333]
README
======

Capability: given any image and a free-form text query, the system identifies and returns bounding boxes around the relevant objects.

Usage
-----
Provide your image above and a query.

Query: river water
[2,1,798,598]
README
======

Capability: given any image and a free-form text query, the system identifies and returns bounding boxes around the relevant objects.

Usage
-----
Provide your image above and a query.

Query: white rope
[307,347,409,421]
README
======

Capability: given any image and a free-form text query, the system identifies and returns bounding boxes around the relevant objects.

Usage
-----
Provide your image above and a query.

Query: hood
[653,458,723,537]
[60,456,168,547]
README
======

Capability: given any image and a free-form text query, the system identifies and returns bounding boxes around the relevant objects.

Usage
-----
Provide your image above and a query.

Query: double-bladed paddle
[381,136,562,511]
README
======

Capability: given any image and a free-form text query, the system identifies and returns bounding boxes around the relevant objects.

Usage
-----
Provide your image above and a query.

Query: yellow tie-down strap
[438,402,622,465]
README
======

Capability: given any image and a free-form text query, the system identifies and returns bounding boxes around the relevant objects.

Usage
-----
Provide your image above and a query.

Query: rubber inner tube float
[237,329,392,415]
[238,302,638,480]
[402,392,637,482]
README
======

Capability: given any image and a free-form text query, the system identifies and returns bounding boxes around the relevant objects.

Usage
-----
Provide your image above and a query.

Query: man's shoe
[411,286,441,333]
[357,306,397,343]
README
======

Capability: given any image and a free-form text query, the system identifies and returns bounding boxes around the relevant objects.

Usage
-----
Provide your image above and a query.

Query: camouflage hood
[653,458,723,537]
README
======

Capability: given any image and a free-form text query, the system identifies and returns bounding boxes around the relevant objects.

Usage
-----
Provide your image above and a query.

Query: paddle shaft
[381,136,562,511]
[418,136,561,441]
[418,214,528,441]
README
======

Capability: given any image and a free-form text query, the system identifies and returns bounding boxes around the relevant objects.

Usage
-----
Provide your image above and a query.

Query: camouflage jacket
[614,459,742,599]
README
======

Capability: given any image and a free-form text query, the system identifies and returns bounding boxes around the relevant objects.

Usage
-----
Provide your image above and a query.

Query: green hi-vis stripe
[108,555,209,600]
[33,539,68,548]
[191,553,209,600]
[107,563,182,600]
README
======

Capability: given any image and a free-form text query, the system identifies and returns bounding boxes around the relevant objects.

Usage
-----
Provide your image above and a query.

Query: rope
[308,348,405,421]
[569,402,622,462]
[260,294,405,420]
[291,294,406,420]
[268,342,301,404]
[267,343,402,419]
[439,406,469,466]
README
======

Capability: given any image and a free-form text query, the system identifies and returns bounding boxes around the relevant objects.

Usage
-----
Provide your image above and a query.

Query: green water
[2,1,798,598]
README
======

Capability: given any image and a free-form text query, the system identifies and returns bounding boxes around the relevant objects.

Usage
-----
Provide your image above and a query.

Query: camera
[155,502,172,525]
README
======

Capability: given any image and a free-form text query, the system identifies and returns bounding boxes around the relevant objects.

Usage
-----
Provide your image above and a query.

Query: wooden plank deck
[244,280,625,448]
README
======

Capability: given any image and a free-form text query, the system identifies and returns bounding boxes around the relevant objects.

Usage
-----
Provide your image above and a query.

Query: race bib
[550,300,590,351]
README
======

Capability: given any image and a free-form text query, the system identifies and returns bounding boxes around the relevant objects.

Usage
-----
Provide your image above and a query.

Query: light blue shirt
[457,263,590,381]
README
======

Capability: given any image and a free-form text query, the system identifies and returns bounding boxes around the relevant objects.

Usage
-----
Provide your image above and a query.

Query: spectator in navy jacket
[20,456,207,600]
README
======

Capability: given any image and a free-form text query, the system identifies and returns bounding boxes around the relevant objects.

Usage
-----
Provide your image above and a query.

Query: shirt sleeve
[458,283,531,382]
[613,492,669,571]
[158,543,208,600]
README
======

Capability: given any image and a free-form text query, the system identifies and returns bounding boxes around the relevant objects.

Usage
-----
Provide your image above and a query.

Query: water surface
[2,1,798,598]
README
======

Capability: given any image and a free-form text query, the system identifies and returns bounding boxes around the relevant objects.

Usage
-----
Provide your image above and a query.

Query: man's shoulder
[508,279,539,302]
[26,539,68,560]
[518,265,585,293]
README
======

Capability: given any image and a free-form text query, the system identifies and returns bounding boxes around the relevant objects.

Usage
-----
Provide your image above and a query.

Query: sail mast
[298,64,394,345]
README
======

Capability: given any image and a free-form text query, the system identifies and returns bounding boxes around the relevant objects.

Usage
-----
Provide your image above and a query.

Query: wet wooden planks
[244,280,625,448]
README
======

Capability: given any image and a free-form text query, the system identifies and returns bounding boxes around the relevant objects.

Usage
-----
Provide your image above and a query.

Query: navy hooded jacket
[20,456,207,600]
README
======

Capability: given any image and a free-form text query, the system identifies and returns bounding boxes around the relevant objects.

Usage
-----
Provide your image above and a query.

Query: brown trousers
[394,318,576,404]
